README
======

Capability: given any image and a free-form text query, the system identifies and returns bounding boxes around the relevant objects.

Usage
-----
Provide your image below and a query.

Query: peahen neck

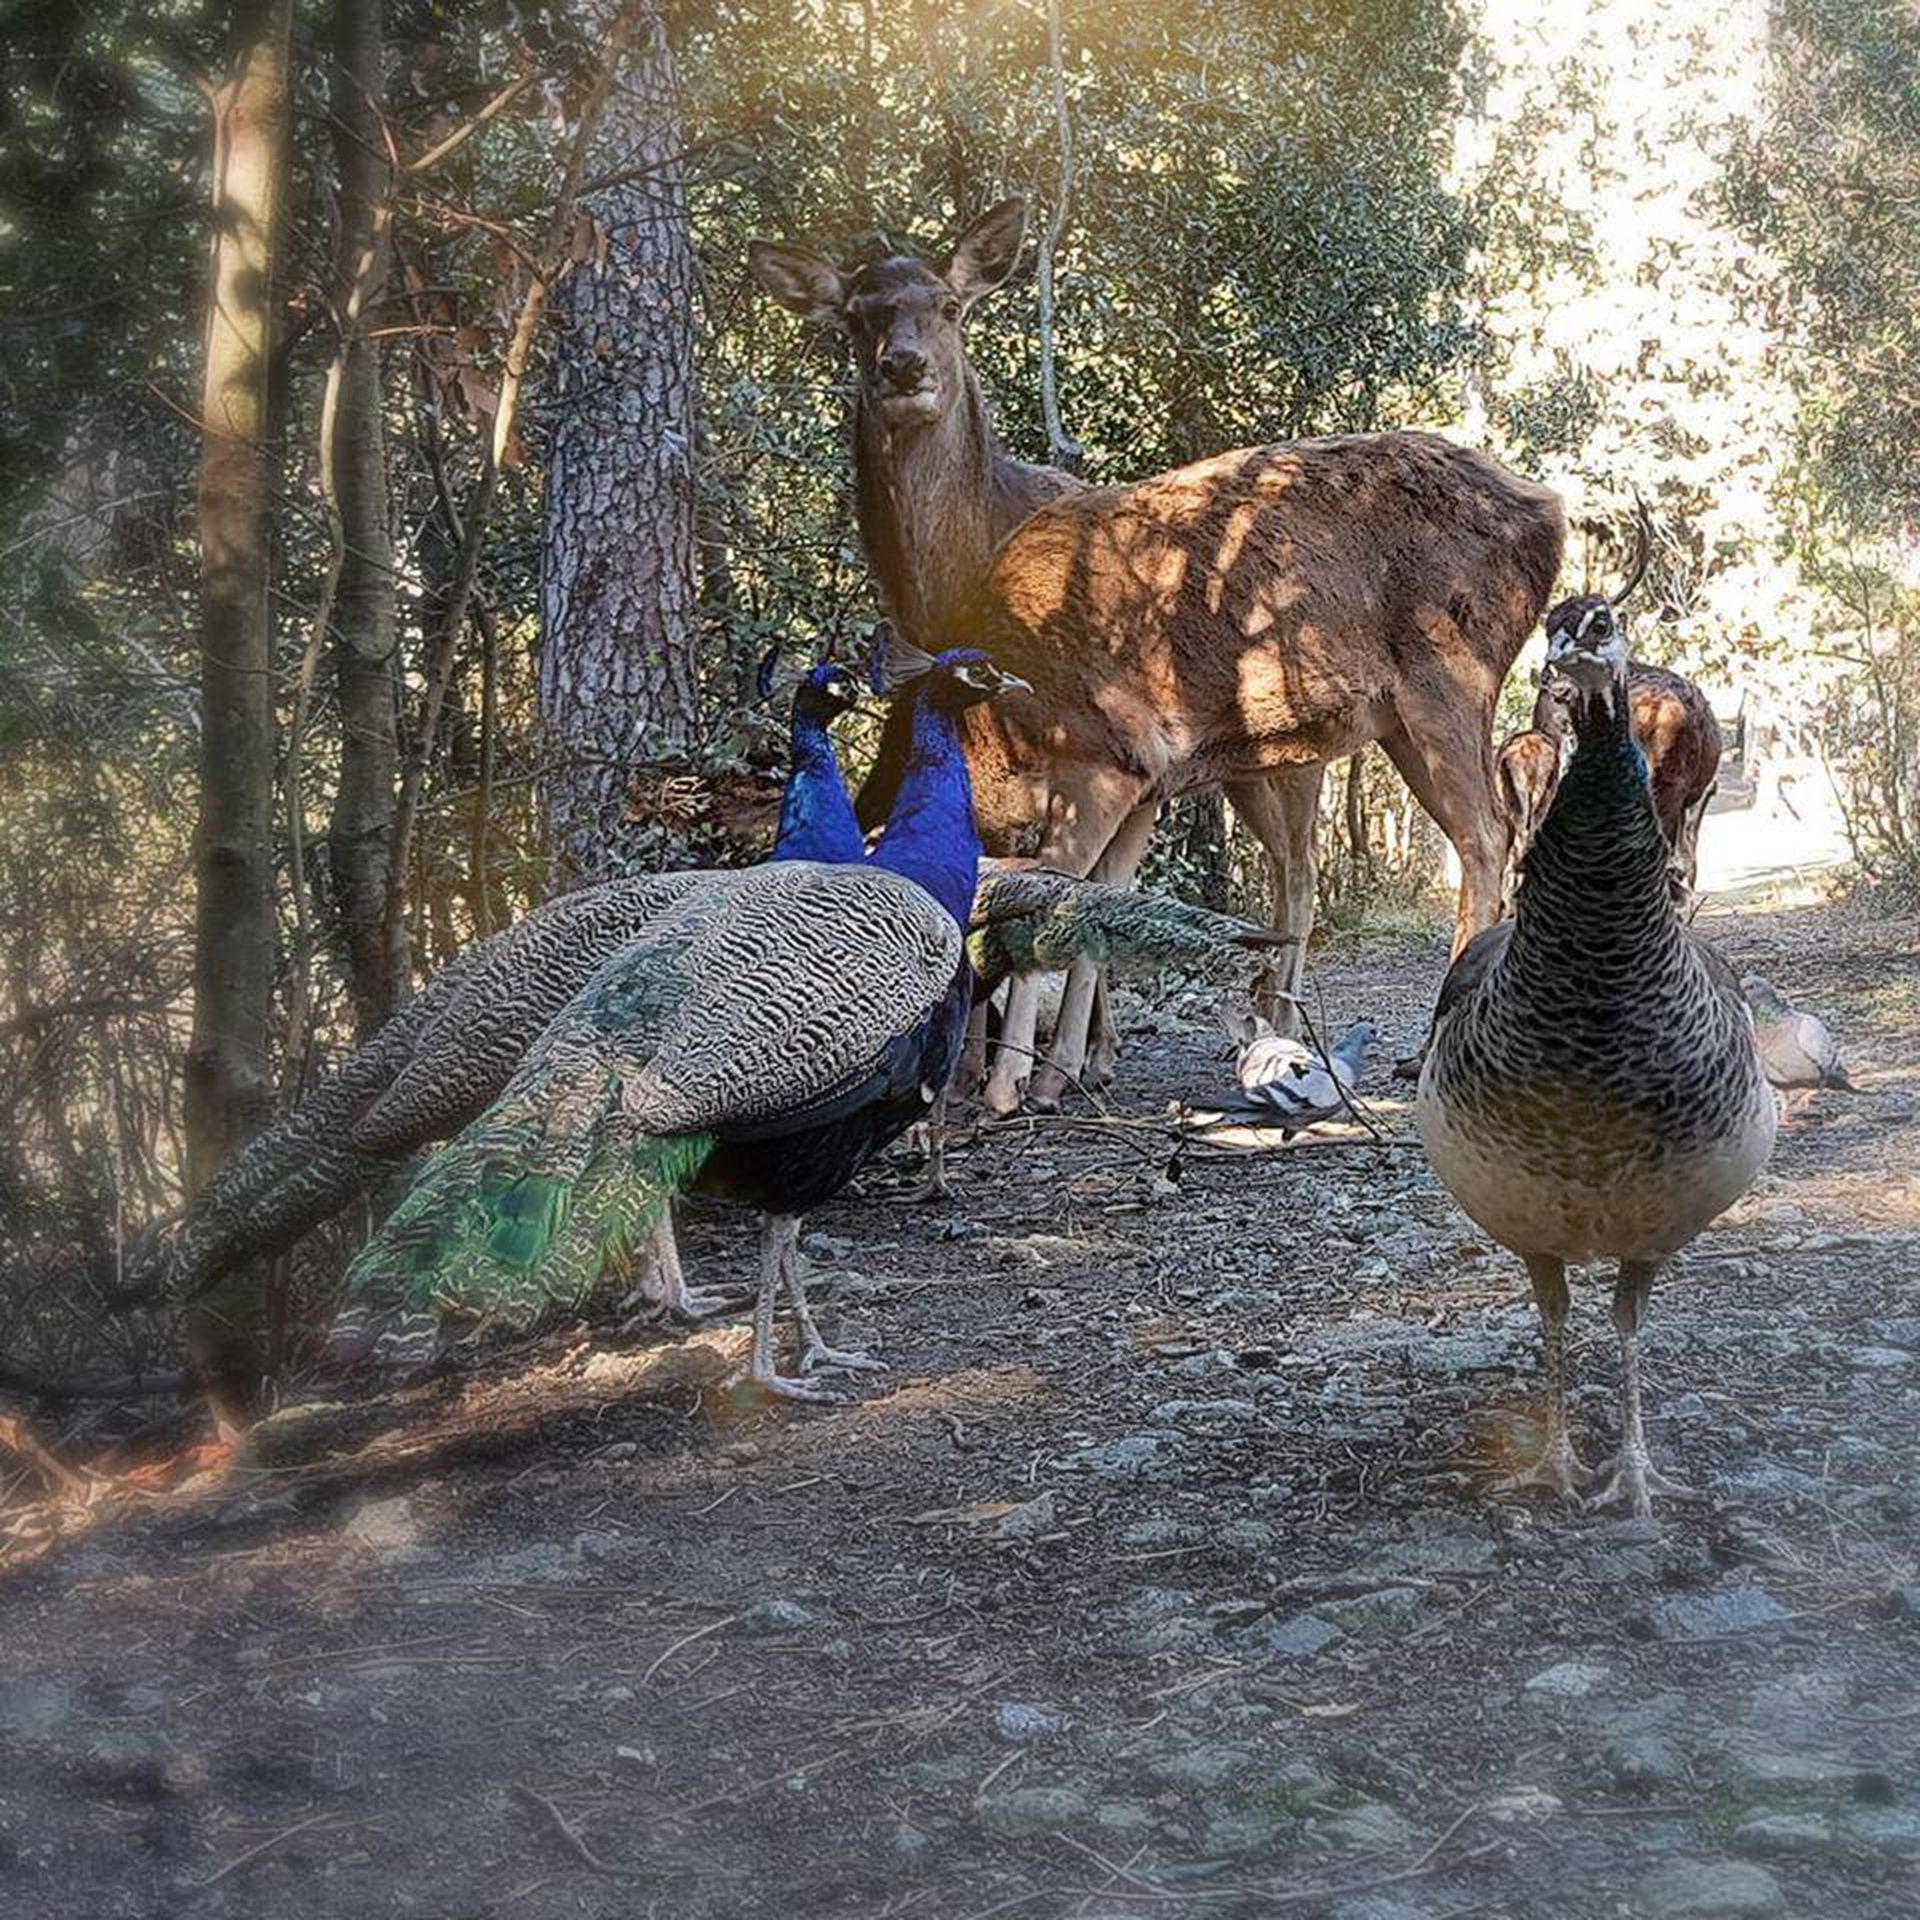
[868,691,981,927]
[1510,683,1675,977]
[771,705,863,863]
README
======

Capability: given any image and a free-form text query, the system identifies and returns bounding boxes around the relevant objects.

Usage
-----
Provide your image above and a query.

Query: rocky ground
[1,897,1916,1920]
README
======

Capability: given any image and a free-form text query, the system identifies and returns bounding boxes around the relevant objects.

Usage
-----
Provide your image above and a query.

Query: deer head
[748,199,1028,430]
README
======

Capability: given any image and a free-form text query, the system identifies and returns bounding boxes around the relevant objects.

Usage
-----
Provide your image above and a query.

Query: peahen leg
[789,1235,886,1378]
[730,1215,846,1404]
[1496,1254,1592,1498]
[1588,1259,1695,1517]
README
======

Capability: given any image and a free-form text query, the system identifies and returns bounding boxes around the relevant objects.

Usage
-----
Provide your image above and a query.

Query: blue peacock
[342,649,1027,1398]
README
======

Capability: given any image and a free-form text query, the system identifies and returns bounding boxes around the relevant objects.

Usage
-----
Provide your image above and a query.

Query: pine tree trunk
[184,0,293,1421]
[538,0,699,882]
[324,0,400,1036]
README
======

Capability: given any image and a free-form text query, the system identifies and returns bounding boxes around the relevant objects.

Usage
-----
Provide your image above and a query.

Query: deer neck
[855,372,1007,650]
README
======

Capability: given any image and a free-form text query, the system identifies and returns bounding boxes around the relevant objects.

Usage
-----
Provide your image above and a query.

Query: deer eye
[939,296,961,322]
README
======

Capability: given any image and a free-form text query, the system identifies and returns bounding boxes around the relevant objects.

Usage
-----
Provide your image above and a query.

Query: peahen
[343,649,1028,1400]
[1416,593,1776,1517]
[160,663,869,1326]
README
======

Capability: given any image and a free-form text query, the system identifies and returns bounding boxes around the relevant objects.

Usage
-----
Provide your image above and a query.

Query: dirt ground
[2,897,1917,1920]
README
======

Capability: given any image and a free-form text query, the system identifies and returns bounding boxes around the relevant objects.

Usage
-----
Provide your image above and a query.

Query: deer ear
[747,240,847,326]
[946,198,1026,305]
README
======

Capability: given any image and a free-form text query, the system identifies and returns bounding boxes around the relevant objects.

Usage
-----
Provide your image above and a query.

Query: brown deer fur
[1516,659,1724,891]
[751,202,1565,1111]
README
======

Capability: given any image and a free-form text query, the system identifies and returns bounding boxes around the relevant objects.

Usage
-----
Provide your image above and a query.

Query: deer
[1501,520,1725,902]
[750,200,1565,1114]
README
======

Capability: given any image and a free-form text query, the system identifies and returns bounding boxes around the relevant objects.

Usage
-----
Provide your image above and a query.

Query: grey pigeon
[1741,975,1853,1092]
[1191,1017,1379,1137]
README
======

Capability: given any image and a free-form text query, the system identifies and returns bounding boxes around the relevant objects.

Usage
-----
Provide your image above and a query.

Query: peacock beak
[991,671,1032,701]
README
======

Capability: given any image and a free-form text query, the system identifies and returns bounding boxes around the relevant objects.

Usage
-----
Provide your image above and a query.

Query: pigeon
[1741,975,1854,1093]
[1187,1013,1379,1137]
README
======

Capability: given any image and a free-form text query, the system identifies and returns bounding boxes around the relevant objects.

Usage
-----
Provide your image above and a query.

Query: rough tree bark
[324,0,400,1036]
[538,0,700,882]
[184,0,293,1422]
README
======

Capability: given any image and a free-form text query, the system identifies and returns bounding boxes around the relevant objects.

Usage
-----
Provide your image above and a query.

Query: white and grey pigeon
[1189,1016,1380,1137]
[1741,975,1854,1093]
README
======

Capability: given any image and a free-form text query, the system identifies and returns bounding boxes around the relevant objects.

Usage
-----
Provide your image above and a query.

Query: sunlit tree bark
[184,0,293,1420]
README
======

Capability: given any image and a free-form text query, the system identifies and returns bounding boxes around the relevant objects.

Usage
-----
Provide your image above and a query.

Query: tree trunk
[183,0,293,1423]
[538,0,699,883]
[324,0,401,1036]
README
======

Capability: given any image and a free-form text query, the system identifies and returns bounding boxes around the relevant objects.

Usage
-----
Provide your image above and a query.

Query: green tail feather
[346,1069,713,1325]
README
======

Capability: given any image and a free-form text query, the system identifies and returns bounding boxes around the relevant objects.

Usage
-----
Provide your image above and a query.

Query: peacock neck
[868,694,981,928]
[772,708,861,862]
[1508,704,1676,985]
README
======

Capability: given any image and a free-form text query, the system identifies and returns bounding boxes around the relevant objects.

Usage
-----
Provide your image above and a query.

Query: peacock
[342,649,1028,1401]
[160,663,869,1327]
[1416,592,1776,1517]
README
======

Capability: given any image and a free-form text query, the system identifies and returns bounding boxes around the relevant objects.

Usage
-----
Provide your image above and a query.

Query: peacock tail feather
[345,1059,713,1325]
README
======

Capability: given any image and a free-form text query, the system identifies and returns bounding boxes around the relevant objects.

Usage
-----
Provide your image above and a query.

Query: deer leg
[1377,693,1507,957]
[1087,973,1120,1089]
[1029,799,1160,1112]
[955,1001,991,1099]
[981,774,1146,1116]
[1224,765,1326,1040]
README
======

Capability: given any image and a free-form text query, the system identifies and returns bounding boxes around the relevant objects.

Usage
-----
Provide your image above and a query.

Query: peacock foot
[725,1361,852,1405]
[903,1172,953,1204]
[1495,1431,1594,1501]
[1585,1447,1697,1520]
[799,1338,887,1377]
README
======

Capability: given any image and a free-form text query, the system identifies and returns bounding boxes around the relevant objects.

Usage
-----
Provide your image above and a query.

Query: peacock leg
[1588,1260,1695,1517]
[904,1092,954,1203]
[788,1235,886,1377]
[1496,1254,1593,1498]
[729,1215,846,1404]
[638,1207,735,1322]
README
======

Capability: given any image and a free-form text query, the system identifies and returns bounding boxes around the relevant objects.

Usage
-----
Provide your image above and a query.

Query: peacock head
[926,648,1031,712]
[794,662,867,721]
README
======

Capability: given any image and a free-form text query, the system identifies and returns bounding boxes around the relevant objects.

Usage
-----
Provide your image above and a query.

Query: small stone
[1201,1806,1297,1856]
[1839,1807,1920,1856]
[1056,1433,1184,1481]
[1850,1345,1912,1370]
[997,1493,1056,1540]
[1118,1518,1205,1549]
[0,1679,76,1742]
[1525,1661,1610,1699]
[802,1231,855,1260]
[572,1529,629,1564]
[892,1821,932,1856]
[1316,1587,1421,1637]
[1636,1859,1785,1917]
[77,1730,179,1800]
[1316,1800,1421,1851]
[1148,1397,1257,1429]
[1219,1518,1278,1551]
[595,1441,638,1461]
[738,1598,815,1635]
[901,1755,976,1789]
[977,1785,1090,1838]
[1648,1589,1790,1640]
[1092,1799,1153,1834]
[1604,1733,1686,1793]
[718,1440,761,1466]
[1731,1812,1832,1859]
[995,1702,1067,1745]
[1143,1744,1249,1790]
[343,1493,418,1556]
[1253,1611,1344,1659]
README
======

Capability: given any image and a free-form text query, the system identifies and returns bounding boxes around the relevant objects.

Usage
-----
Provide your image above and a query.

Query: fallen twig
[195,1811,356,1889]
[513,1783,647,1880]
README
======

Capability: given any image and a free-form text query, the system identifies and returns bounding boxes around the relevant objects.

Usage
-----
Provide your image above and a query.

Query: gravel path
[1,898,1915,1920]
